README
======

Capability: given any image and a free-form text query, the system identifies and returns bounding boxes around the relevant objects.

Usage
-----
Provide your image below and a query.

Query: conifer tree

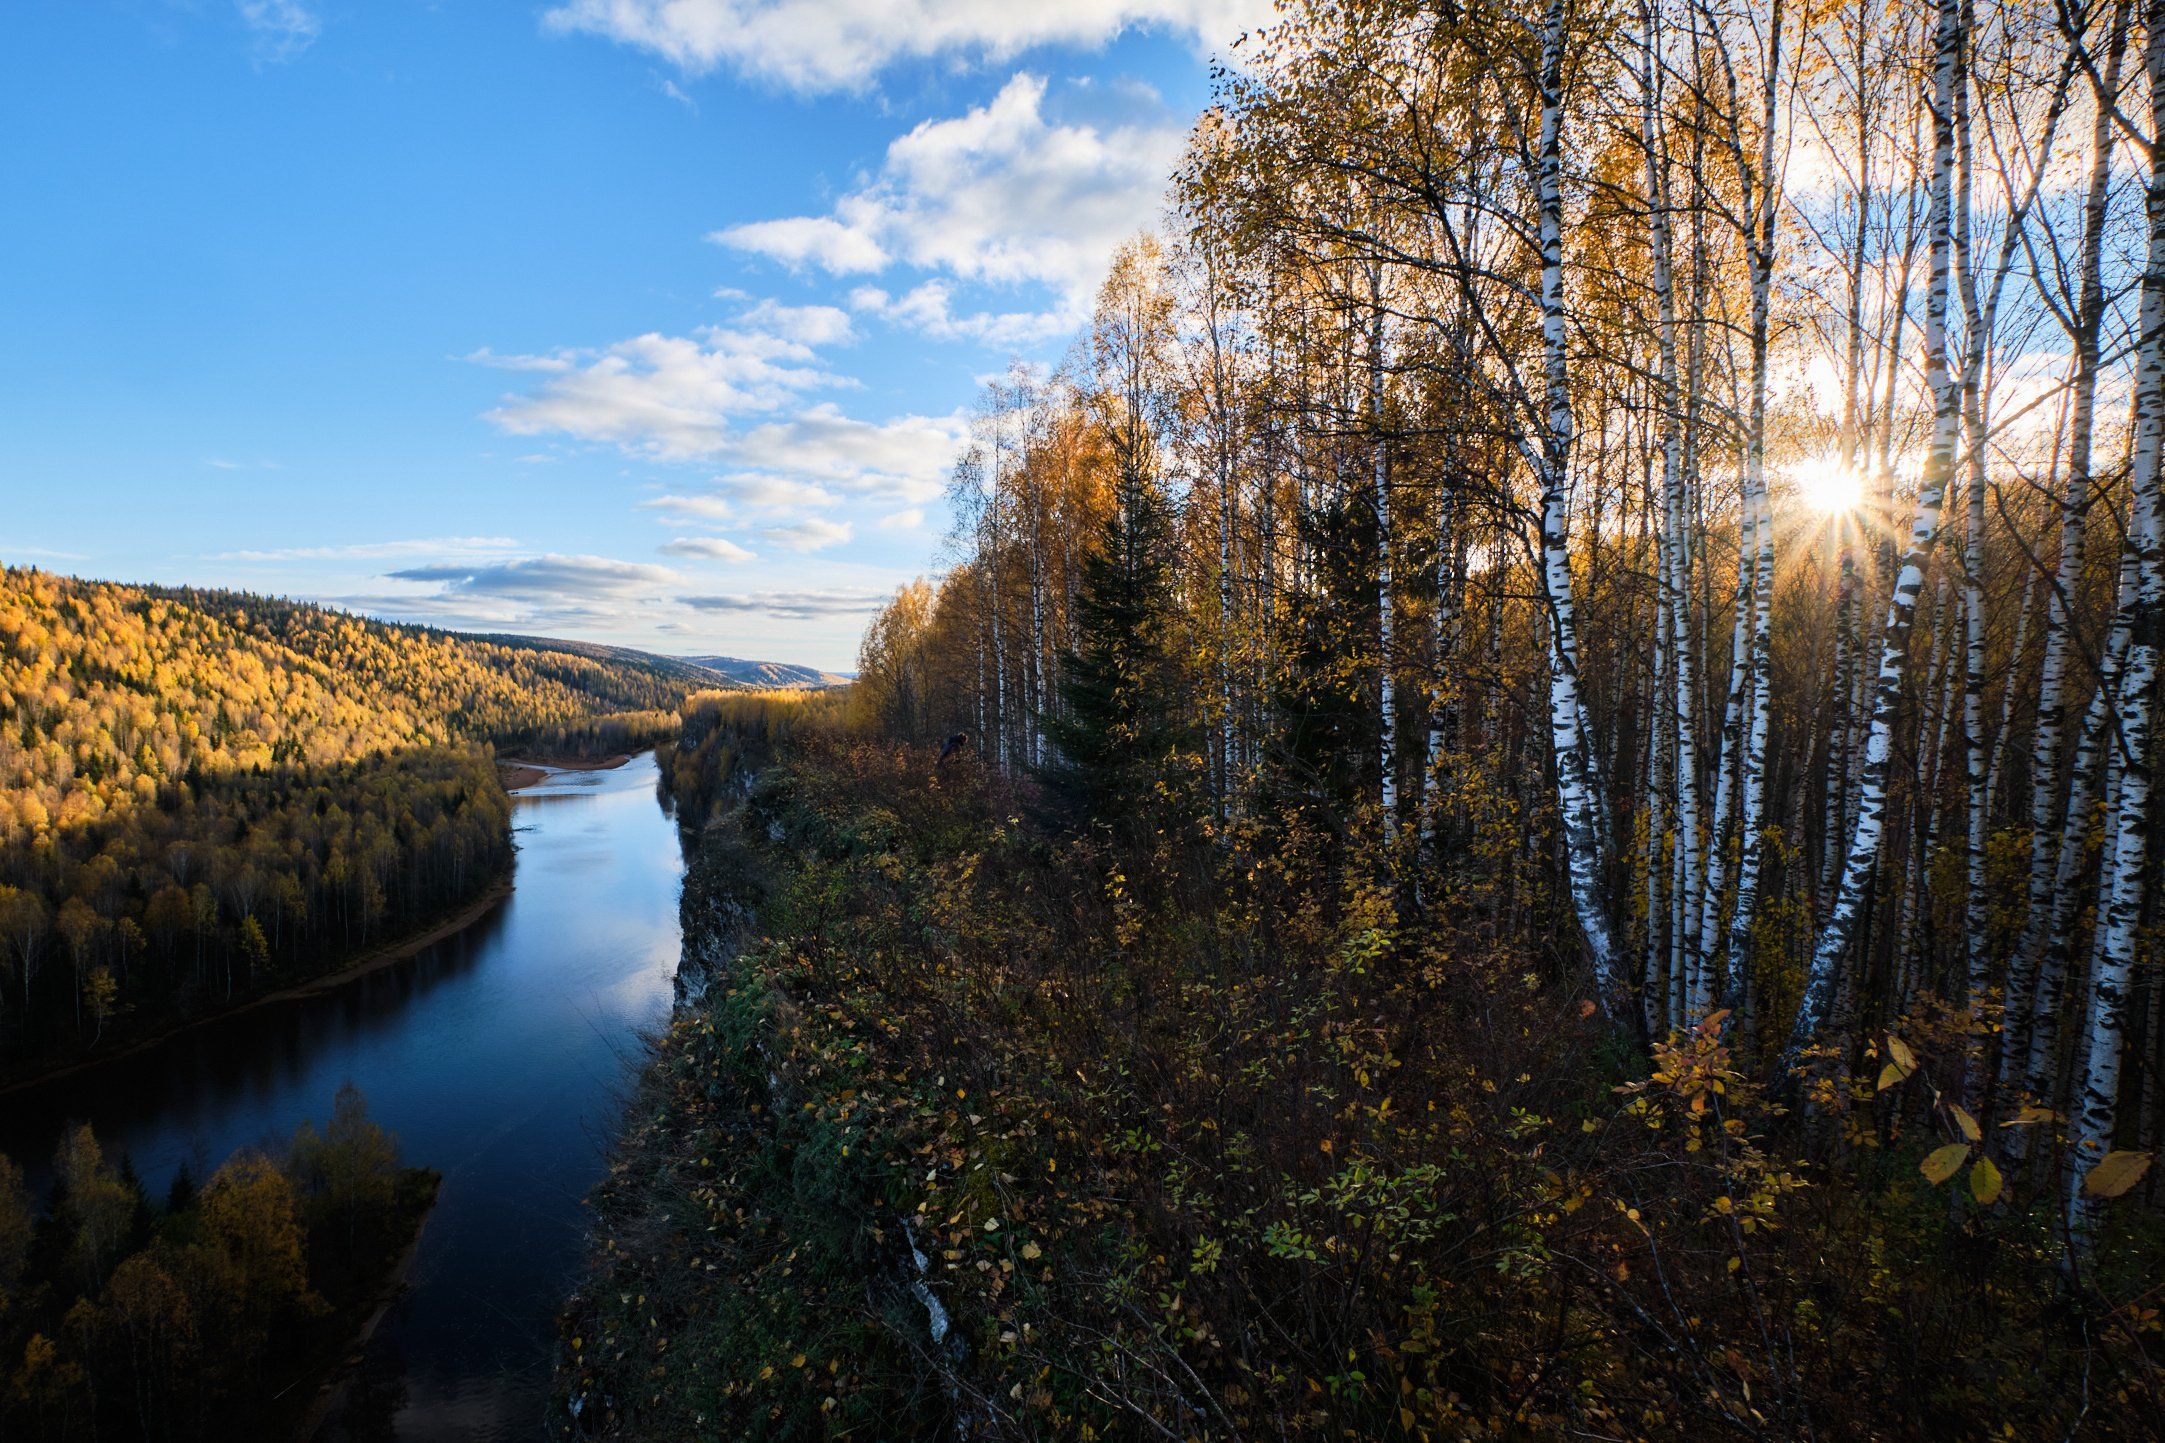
[1043,439,1189,835]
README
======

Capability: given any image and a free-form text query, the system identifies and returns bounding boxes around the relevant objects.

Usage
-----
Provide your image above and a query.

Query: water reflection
[0,753,685,1442]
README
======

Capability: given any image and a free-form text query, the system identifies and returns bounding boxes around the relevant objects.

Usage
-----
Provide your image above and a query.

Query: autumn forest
[12,0,2165,1438]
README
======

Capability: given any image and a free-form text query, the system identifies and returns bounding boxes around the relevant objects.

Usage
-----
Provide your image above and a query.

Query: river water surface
[0,752,685,1441]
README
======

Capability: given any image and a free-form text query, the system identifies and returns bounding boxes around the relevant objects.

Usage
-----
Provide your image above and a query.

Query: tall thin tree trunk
[2068,0,2165,1246]
[1788,0,1966,1065]
[1532,0,1620,1003]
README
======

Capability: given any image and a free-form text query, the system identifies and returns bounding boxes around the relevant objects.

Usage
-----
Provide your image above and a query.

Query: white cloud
[660,535,758,563]
[474,299,932,486]
[477,324,836,459]
[641,493,736,524]
[716,216,888,273]
[875,507,925,531]
[717,73,1184,312]
[724,404,967,502]
[643,475,840,521]
[542,0,1268,93]
[849,281,1070,349]
[736,298,857,347]
[722,474,843,511]
[237,0,320,63]
[763,517,854,552]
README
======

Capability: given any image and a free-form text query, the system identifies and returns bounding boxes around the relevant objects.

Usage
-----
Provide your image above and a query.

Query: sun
[1791,456,1863,514]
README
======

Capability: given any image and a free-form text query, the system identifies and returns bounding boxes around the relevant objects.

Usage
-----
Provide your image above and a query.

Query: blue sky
[0,1,1261,669]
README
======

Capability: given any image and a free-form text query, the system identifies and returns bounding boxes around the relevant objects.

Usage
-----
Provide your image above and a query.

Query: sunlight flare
[1790,455,1864,514]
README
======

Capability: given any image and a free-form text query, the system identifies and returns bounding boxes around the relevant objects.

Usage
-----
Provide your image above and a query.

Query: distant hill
[679,655,852,690]
[0,569,714,835]
[469,632,741,692]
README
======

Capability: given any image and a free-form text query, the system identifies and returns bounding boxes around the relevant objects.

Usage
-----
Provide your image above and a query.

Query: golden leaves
[2082,1151,2153,1200]
[1919,1144,1970,1186]
[1877,1034,1918,1092]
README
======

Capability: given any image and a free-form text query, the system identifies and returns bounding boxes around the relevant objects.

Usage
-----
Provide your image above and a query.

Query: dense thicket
[855,0,2165,1245]
[0,1085,431,1442]
[563,708,2158,1440]
[0,568,706,1066]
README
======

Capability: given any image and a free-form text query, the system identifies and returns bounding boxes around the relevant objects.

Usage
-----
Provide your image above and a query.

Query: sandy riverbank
[497,753,632,791]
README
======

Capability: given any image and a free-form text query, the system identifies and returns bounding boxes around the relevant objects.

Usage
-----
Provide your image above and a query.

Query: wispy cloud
[763,517,853,552]
[657,76,699,112]
[216,536,522,562]
[236,0,321,64]
[684,587,893,619]
[660,535,758,563]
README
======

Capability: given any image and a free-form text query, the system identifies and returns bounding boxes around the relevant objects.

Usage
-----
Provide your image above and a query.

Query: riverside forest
[6,0,2165,1439]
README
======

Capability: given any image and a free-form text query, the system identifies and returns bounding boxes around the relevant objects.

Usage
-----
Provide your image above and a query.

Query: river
[0,752,686,1441]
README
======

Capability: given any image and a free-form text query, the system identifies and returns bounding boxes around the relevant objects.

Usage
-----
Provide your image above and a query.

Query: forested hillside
[567,0,2165,1435]
[0,567,703,1069]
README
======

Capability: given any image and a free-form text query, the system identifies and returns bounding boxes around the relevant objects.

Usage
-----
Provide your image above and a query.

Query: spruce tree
[1043,456,1190,834]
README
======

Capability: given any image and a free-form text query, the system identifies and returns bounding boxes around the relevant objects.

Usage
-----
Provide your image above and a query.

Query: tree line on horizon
[852,0,2165,1244]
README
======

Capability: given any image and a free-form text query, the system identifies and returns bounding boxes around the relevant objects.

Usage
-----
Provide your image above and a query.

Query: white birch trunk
[1787,0,1966,1064]
[1370,260,1398,845]
[2002,7,2129,1095]
[1532,0,1620,1003]
[2069,0,2165,1240]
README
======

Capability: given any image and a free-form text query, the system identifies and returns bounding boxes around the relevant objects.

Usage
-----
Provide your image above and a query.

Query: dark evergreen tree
[1263,480,1382,866]
[1042,458,1194,837]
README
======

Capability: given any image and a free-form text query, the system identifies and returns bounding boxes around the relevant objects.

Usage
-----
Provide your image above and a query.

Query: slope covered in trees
[566,0,2165,1433]
[0,567,707,1068]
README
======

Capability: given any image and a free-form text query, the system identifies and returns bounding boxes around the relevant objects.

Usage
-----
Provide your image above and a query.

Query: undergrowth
[557,736,2162,1440]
